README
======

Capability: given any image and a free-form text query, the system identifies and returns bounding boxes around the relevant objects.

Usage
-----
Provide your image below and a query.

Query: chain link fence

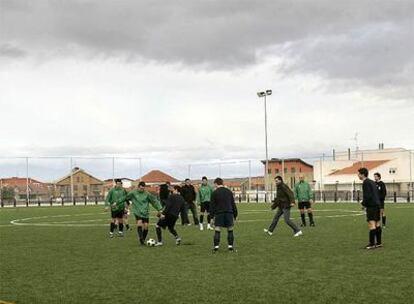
[1,148,413,207]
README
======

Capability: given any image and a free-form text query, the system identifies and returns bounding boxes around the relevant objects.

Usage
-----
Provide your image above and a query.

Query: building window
[299,168,302,173]
[284,168,288,174]
[268,169,272,174]
[291,168,296,173]
[74,185,78,191]
[389,168,397,174]
[76,177,80,183]
[275,168,279,174]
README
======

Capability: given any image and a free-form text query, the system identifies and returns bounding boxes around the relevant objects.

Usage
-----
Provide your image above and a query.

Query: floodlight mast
[257,89,272,203]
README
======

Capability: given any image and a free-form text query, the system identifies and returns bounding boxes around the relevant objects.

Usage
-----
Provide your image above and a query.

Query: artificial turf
[0,203,413,304]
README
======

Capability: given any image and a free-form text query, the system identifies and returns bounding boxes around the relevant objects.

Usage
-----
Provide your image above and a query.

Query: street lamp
[257,89,272,202]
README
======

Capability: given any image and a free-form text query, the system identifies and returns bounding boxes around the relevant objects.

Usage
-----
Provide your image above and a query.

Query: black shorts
[214,213,234,228]
[200,201,210,213]
[134,215,149,223]
[298,201,311,209]
[379,200,385,209]
[111,209,124,219]
[366,207,380,222]
[157,215,178,230]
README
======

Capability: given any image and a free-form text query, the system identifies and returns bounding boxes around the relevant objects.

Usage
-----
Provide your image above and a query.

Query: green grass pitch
[0,203,413,304]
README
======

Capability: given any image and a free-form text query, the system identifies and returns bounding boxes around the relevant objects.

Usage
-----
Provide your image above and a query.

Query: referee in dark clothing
[358,168,382,249]
[374,172,387,227]
[210,178,238,253]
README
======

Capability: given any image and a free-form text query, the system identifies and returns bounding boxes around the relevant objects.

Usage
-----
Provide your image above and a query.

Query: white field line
[241,209,364,214]
[9,210,364,227]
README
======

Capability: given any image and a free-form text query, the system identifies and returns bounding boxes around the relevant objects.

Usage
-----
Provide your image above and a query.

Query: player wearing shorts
[155,185,185,246]
[358,168,382,249]
[294,175,315,227]
[198,176,214,231]
[374,172,387,228]
[105,179,128,238]
[210,178,238,253]
[125,181,162,246]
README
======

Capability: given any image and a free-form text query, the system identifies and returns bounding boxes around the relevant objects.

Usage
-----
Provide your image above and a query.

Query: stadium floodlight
[257,89,272,203]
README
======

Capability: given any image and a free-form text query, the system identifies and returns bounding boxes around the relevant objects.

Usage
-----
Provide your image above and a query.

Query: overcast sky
[1,0,413,180]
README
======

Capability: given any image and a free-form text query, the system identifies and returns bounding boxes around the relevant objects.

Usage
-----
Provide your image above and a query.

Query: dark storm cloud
[0,43,26,58]
[1,0,413,97]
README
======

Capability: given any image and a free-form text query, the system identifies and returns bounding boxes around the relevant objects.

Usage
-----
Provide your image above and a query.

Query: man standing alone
[294,176,315,227]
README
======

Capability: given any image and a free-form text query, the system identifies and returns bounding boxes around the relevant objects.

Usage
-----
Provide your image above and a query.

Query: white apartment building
[313,147,413,194]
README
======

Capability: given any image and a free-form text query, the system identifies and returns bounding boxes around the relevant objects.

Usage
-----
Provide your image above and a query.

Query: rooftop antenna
[351,132,359,152]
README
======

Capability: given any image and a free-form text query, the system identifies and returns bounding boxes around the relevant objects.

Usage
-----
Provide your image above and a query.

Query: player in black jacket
[358,168,382,249]
[210,178,238,253]
[159,181,171,207]
[180,179,199,226]
[374,172,387,227]
[155,185,185,246]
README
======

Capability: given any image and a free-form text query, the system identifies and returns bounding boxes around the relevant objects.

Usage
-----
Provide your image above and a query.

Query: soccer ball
[146,239,156,247]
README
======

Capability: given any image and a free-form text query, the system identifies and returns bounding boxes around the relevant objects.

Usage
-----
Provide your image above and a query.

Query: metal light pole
[139,158,142,181]
[26,157,29,204]
[248,160,252,191]
[70,157,74,203]
[112,157,115,186]
[409,150,413,199]
[257,89,272,202]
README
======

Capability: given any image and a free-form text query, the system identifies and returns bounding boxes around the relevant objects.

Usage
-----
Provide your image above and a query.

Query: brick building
[262,158,314,188]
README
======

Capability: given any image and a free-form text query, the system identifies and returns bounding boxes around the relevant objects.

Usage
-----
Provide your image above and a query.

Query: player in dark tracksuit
[155,185,185,246]
[210,178,238,253]
[374,172,387,228]
[159,182,171,207]
[358,168,382,249]
[180,179,199,226]
[264,176,302,237]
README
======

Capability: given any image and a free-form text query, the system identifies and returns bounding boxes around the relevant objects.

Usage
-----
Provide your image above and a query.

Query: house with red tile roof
[329,160,390,176]
[0,177,51,200]
[138,170,180,184]
[132,170,180,195]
